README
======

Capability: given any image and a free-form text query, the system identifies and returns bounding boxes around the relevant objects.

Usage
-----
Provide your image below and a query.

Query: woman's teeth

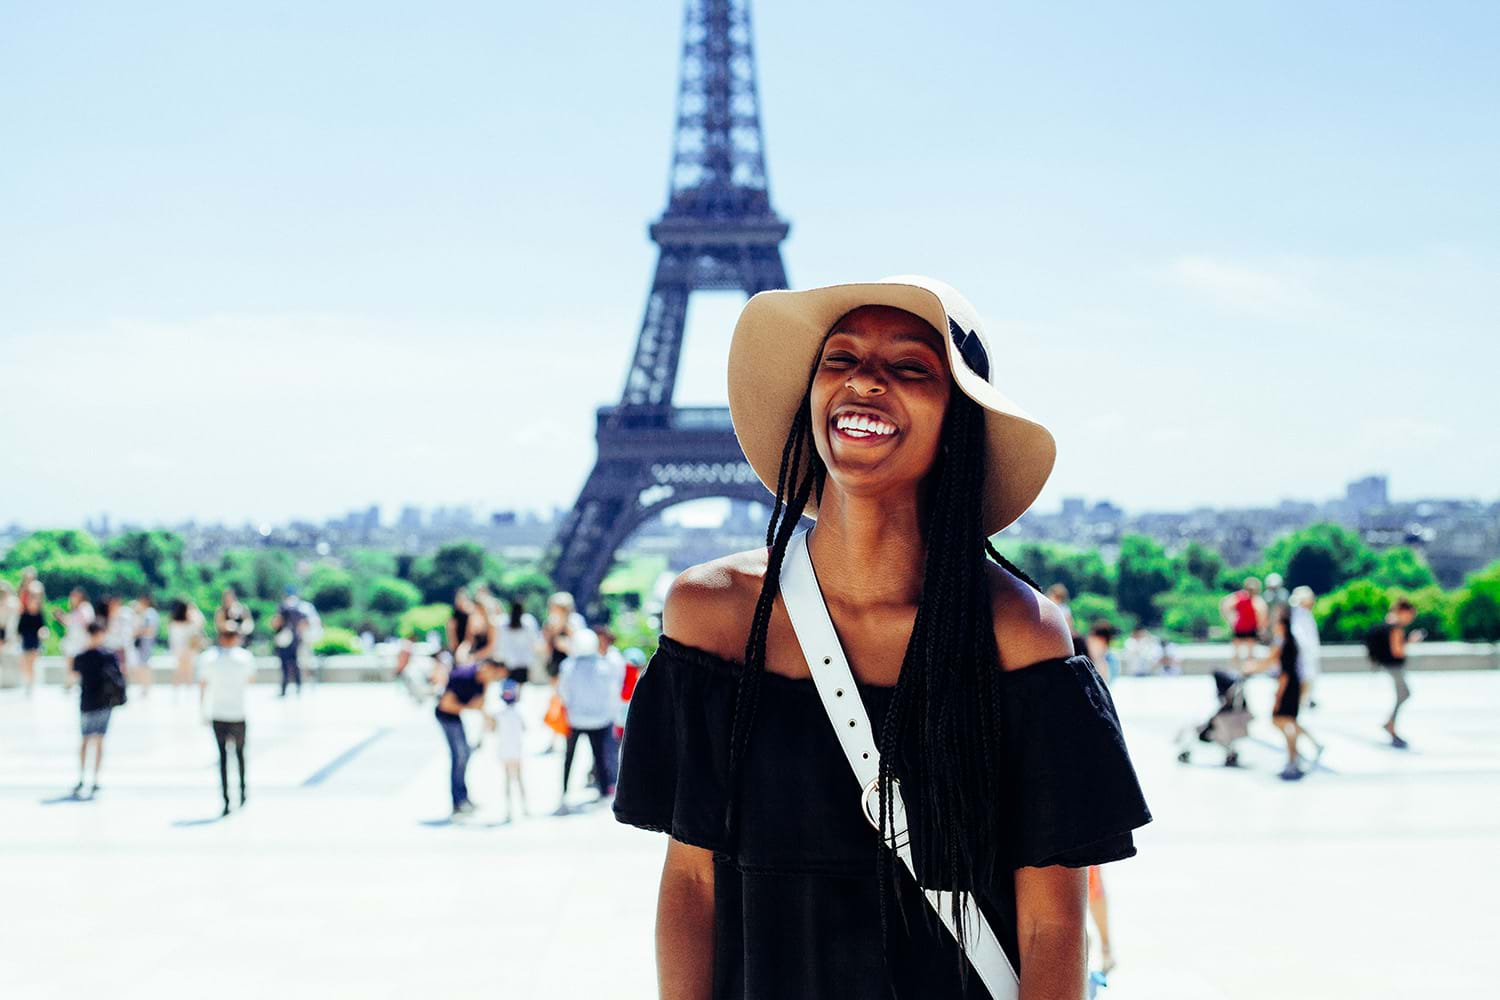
[835,414,896,438]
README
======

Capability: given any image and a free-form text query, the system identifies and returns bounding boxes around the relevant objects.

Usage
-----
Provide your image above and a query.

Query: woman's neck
[803,489,927,607]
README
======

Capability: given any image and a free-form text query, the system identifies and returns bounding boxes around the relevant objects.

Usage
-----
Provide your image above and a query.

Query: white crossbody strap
[779,528,1019,999]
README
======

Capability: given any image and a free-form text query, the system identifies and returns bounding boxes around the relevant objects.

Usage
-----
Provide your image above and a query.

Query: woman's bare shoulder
[983,560,1076,671]
[661,547,769,665]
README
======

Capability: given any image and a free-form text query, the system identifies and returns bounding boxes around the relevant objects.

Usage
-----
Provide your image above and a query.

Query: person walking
[101,595,138,691]
[271,588,307,697]
[555,628,622,814]
[69,621,125,798]
[1252,607,1323,780]
[614,276,1150,998]
[494,679,528,822]
[214,588,255,647]
[131,593,159,696]
[168,598,205,693]
[1220,577,1266,669]
[0,581,18,688]
[1288,586,1321,708]
[197,624,256,815]
[495,599,540,685]
[16,583,48,696]
[434,658,502,819]
[1367,597,1423,748]
[1261,572,1290,642]
[55,588,95,690]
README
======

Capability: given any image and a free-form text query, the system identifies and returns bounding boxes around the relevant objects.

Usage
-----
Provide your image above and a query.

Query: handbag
[778,527,1019,1000]
[543,693,570,736]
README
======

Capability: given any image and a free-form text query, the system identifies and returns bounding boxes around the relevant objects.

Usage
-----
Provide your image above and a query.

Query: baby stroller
[1175,669,1251,767]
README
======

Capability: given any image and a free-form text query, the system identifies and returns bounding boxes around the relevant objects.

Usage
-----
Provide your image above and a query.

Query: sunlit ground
[1,668,1494,999]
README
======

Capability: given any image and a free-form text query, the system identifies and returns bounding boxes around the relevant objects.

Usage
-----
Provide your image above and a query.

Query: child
[69,620,124,798]
[495,679,528,822]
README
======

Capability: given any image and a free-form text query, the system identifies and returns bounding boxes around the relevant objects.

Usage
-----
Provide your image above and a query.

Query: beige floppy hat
[726,275,1056,537]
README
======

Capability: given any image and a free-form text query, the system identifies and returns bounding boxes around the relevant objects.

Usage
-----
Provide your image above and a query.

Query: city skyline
[3,2,1497,525]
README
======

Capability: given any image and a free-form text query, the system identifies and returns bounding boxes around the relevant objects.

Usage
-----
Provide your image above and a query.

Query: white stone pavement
[1,668,1495,1000]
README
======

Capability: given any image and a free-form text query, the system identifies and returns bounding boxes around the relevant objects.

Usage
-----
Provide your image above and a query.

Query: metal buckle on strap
[860,776,910,849]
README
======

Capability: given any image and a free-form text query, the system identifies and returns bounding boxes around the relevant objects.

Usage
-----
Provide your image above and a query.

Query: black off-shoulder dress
[614,634,1152,999]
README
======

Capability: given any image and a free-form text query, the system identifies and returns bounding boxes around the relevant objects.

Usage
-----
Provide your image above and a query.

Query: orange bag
[543,694,570,736]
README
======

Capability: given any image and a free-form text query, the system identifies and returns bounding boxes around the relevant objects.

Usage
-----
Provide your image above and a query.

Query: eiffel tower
[547,0,791,617]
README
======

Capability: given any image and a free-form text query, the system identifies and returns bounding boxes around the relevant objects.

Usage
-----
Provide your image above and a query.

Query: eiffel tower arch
[548,0,791,617]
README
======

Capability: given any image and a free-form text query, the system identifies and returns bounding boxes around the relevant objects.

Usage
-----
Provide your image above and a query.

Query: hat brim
[727,281,1056,537]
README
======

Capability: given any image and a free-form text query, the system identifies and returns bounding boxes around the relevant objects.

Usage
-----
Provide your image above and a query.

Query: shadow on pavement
[39,792,94,806]
[171,815,228,828]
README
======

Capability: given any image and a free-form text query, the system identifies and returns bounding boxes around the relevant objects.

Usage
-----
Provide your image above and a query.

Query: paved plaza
[1,666,1494,999]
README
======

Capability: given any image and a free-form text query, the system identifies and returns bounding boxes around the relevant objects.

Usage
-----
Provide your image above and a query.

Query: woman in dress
[495,599,541,685]
[168,598,205,691]
[16,583,48,696]
[614,277,1150,998]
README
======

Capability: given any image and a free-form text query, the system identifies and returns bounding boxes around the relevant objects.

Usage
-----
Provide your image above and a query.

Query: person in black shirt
[16,583,48,697]
[435,657,503,818]
[1370,598,1423,748]
[69,621,123,798]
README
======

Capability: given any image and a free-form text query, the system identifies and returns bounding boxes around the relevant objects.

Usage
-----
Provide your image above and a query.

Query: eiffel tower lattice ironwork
[547,0,791,617]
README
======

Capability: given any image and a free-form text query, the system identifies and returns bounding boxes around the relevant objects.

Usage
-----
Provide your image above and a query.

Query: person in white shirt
[495,600,541,685]
[197,625,257,816]
[494,680,528,822]
[555,628,624,814]
[1123,625,1164,676]
[1288,586,1322,708]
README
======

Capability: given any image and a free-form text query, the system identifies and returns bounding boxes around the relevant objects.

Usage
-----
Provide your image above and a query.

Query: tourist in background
[1262,572,1290,642]
[0,581,17,687]
[215,588,254,647]
[461,584,496,663]
[1288,586,1321,708]
[493,679,528,822]
[271,587,307,697]
[495,599,540,685]
[198,623,256,816]
[1123,624,1164,676]
[17,583,47,696]
[168,597,205,693]
[434,657,502,819]
[541,591,586,683]
[554,628,623,815]
[69,620,125,798]
[1086,620,1120,683]
[132,593,159,696]
[1252,606,1323,780]
[1220,577,1266,669]
[446,587,473,655]
[54,587,95,689]
[101,595,138,690]
[1368,597,1423,748]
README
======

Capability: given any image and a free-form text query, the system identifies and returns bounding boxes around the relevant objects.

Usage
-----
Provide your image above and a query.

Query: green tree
[1405,585,1455,641]
[1314,579,1390,642]
[1372,547,1436,590]
[36,552,146,599]
[397,603,453,641]
[367,576,421,615]
[1452,561,1500,641]
[1264,523,1376,595]
[104,530,188,592]
[410,542,487,605]
[1177,542,1227,591]
[2,529,101,572]
[1071,593,1135,634]
[306,566,355,612]
[1153,577,1221,640]
[1115,534,1175,625]
[1000,541,1112,596]
[312,626,362,656]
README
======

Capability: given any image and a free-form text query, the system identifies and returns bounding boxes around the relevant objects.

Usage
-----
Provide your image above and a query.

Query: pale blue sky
[2,1,1496,527]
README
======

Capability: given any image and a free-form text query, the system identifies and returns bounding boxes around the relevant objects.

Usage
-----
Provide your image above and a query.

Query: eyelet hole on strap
[823,656,831,664]
[835,688,844,697]
[848,720,856,727]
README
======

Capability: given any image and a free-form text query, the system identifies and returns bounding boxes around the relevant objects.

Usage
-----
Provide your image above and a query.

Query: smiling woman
[614,275,1151,1000]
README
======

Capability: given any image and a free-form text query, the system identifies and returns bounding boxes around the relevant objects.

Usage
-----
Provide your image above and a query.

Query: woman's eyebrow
[827,330,942,352]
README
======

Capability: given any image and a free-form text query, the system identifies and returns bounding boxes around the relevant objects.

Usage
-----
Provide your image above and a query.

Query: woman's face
[809,305,952,505]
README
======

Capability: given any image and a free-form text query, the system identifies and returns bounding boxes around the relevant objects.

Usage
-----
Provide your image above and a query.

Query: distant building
[1346,475,1388,512]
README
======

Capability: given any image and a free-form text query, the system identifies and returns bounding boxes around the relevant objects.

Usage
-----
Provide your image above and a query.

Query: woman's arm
[1014,864,1087,1000]
[657,837,715,1000]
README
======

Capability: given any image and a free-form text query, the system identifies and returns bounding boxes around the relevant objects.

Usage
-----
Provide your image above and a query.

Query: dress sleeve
[612,637,737,853]
[999,655,1152,869]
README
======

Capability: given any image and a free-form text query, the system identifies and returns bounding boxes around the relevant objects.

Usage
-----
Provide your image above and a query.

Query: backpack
[99,655,129,708]
[1364,623,1395,665]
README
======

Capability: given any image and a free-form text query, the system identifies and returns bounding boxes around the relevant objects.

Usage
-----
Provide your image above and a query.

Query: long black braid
[724,335,1044,987]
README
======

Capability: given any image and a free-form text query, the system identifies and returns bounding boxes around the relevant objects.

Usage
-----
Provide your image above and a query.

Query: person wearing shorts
[1221,577,1266,669]
[70,621,122,798]
[1370,598,1422,748]
[1256,607,1323,780]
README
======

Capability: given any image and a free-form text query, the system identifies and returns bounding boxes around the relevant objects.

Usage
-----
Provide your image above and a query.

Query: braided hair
[725,326,1043,984]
